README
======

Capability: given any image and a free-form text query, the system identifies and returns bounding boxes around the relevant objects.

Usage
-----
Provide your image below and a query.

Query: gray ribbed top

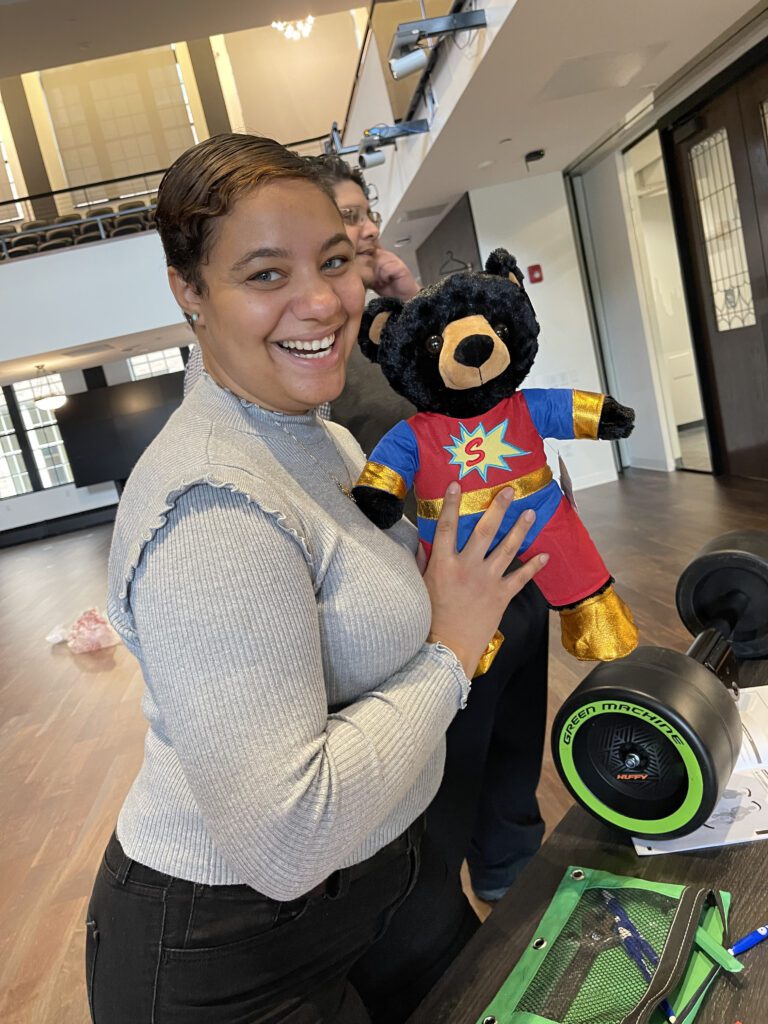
[107,373,469,900]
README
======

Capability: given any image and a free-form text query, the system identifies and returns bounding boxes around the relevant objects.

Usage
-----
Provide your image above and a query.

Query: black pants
[427,579,549,900]
[85,822,478,1023]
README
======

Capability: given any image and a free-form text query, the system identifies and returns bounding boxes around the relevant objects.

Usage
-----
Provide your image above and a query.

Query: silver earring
[189,312,199,323]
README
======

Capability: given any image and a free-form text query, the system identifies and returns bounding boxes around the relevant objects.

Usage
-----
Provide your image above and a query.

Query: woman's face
[332,179,380,287]
[173,180,364,414]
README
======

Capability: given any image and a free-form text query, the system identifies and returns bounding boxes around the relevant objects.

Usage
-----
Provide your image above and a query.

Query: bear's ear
[358,297,403,362]
[485,248,526,290]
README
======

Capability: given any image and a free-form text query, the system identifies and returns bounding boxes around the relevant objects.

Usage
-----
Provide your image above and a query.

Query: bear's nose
[454,334,494,368]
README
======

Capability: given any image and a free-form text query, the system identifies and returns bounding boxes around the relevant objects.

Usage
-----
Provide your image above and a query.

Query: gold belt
[417,464,554,520]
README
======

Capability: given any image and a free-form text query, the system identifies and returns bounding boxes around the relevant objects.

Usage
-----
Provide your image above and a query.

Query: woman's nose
[360,215,379,243]
[296,275,342,319]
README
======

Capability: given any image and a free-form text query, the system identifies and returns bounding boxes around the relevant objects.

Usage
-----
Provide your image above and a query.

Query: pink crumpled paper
[59,608,121,653]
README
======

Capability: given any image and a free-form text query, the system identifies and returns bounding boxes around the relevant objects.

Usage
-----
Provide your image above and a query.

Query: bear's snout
[454,334,494,368]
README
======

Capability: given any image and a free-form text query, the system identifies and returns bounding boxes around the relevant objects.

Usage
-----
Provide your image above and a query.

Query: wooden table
[409,660,768,1023]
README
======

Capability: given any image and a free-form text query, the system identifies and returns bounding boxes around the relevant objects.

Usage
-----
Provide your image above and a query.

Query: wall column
[186,38,231,136]
[0,76,56,219]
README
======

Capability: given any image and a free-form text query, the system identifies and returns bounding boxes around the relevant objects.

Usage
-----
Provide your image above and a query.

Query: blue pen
[602,892,677,1023]
[728,924,768,956]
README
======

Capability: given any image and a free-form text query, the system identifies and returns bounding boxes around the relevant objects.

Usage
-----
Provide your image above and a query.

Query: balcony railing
[0,133,333,264]
[0,168,163,262]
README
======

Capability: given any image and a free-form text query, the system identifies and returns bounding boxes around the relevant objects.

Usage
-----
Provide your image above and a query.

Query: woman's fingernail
[524,509,536,522]
[539,553,549,565]
[447,482,460,495]
[501,486,514,502]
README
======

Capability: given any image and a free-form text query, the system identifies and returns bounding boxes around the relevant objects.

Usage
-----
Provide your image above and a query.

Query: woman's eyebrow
[231,246,290,271]
[322,232,354,252]
[231,234,352,272]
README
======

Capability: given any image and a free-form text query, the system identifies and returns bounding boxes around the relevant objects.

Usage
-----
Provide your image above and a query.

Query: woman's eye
[494,323,509,341]
[249,269,282,283]
[323,255,349,271]
[424,335,443,355]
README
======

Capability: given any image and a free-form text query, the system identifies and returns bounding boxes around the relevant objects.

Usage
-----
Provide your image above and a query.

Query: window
[128,347,185,380]
[40,46,197,193]
[0,390,32,498]
[12,376,74,488]
[689,127,756,332]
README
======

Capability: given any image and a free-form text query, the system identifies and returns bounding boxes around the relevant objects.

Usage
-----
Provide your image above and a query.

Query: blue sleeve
[522,389,575,440]
[368,419,420,490]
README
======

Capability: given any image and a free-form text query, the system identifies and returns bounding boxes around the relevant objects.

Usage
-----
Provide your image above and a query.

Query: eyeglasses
[339,207,382,228]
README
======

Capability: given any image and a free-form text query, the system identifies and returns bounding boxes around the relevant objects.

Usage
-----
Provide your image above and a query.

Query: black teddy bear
[351,248,639,663]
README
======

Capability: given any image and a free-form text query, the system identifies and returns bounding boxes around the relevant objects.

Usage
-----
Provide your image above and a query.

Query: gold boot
[559,586,638,661]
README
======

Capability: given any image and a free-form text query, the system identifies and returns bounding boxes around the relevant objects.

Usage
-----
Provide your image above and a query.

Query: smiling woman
[84,133,545,1024]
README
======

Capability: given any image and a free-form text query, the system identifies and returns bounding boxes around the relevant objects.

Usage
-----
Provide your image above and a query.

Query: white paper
[734,688,768,772]
[632,769,768,856]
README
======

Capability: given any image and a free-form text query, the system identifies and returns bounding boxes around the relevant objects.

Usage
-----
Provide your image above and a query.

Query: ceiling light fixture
[32,364,68,411]
[271,15,315,41]
[388,9,487,80]
[324,119,430,171]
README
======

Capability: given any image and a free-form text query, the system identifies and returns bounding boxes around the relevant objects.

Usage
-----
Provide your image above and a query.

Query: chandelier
[271,15,315,41]
[33,364,68,411]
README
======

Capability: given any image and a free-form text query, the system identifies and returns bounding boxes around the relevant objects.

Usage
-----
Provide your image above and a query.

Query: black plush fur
[353,485,404,529]
[359,251,539,419]
[358,248,635,438]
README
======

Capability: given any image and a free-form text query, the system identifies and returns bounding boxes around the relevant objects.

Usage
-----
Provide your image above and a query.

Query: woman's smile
[274,329,341,361]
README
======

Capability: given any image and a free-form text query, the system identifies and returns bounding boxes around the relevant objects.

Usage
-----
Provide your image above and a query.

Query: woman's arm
[131,483,467,899]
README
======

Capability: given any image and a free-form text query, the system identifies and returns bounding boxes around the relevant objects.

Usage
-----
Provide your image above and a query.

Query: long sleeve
[523,388,605,440]
[356,419,420,498]
[130,483,468,899]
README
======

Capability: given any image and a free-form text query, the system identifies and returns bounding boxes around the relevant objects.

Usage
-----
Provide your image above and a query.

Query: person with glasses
[307,154,551,912]
[317,156,421,303]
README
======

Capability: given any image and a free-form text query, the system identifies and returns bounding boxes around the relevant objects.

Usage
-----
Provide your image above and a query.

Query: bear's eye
[494,323,509,341]
[424,335,443,356]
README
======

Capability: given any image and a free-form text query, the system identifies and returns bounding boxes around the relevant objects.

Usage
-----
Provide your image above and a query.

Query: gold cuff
[417,466,553,520]
[355,461,408,500]
[559,586,638,661]
[473,629,504,678]
[572,390,605,440]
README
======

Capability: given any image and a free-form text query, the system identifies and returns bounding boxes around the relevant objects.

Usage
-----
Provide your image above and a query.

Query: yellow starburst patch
[443,420,530,481]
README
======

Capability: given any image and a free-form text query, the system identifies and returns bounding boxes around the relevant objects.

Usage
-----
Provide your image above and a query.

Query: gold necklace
[273,416,356,501]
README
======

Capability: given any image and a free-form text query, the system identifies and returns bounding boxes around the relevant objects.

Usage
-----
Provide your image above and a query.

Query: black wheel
[551,646,742,839]
[676,530,768,659]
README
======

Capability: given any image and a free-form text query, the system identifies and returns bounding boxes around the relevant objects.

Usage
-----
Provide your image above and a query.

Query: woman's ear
[167,267,204,326]
[358,297,403,362]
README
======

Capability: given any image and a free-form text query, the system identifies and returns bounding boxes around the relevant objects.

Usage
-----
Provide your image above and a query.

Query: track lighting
[387,9,487,80]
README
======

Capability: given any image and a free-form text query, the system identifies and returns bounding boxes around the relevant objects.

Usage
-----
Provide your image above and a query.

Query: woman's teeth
[278,333,335,359]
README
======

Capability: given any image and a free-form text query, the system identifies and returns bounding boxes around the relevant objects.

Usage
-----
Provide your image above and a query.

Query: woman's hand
[371,248,420,301]
[422,483,548,678]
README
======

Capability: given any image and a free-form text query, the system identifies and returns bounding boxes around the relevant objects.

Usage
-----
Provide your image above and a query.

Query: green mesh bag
[476,866,742,1024]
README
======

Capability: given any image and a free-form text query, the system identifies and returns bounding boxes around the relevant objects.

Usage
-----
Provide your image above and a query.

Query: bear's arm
[522,389,634,441]
[352,419,419,530]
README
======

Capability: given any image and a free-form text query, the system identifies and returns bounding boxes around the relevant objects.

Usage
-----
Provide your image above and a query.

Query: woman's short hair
[156,134,332,292]
[305,154,368,195]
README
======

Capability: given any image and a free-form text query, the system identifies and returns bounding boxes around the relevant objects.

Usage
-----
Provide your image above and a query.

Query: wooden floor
[1,468,766,1022]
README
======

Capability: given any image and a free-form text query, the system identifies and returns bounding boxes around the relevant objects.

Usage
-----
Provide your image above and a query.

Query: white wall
[575,152,676,472]
[0,232,181,363]
[0,480,118,531]
[103,360,134,385]
[0,367,119,532]
[468,172,618,492]
[221,11,365,144]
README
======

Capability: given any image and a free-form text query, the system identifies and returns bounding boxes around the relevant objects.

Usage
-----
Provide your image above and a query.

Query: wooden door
[668,61,768,480]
